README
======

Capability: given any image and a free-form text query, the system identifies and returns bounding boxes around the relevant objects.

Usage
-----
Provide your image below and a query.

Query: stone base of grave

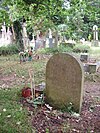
[91,40,99,47]
[80,54,88,62]
[88,63,97,73]
[84,63,97,74]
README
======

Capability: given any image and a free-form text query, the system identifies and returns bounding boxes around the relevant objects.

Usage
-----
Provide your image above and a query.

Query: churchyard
[0,21,100,133]
[0,0,100,132]
[0,45,100,132]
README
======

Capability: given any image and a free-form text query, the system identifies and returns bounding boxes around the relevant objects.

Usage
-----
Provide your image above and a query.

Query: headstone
[34,31,45,51]
[29,34,35,50]
[7,27,12,43]
[89,64,97,74]
[80,54,88,62]
[1,23,6,40]
[46,53,84,113]
[22,22,29,50]
[48,29,53,48]
[83,63,97,74]
[92,25,99,46]
[87,63,97,74]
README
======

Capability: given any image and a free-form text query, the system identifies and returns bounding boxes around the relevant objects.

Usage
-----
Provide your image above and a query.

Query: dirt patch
[0,74,26,89]
[30,81,100,133]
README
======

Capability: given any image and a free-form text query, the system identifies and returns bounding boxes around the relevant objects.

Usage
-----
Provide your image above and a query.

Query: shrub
[61,42,75,48]
[37,47,59,54]
[73,44,90,53]
[38,45,73,54]
[0,45,19,56]
[58,45,73,53]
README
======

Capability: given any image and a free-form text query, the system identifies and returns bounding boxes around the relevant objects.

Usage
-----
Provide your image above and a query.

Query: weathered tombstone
[22,22,29,50]
[80,54,88,62]
[83,63,97,74]
[46,53,84,113]
[89,64,97,74]
[7,27,12,43]
[1,23,6,40]
[34,31,45,51]
[48,28,53,48]
[92,25,99,46]
[87,63,97,74]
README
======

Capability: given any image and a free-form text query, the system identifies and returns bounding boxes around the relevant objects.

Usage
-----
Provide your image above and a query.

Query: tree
[67,0,100,40]
[1,0,68,47]
[0,0,100,43]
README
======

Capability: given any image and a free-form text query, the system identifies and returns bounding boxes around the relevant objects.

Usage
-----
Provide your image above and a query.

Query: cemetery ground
[0,50,100,133]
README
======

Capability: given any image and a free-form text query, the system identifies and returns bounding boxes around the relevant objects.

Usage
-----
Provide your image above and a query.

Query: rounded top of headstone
[93,25,98,30]
[47,53,83,72]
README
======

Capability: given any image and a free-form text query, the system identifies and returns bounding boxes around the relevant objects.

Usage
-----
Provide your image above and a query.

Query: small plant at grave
[61,102,74,113]
[46,128,50,133]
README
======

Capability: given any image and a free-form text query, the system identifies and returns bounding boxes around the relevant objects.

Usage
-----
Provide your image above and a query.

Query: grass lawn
[0,55,48,133]
[0,88,32,133]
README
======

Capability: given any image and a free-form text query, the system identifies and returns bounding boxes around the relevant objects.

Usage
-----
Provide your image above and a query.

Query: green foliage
[61,102,74,114]
[60,42,75,48]
[1,0,66,30]
[0,0,100,43]
[37,47,59,54]
[67,0,100,40]
[0,45,19,56]
[73,44,90,53]
[58,44,73,52]
[37,45,73,54]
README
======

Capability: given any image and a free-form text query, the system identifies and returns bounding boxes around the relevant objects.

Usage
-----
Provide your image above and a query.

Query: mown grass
[0,88,32,133]
[0,56,47,85]
[0,55,48,133]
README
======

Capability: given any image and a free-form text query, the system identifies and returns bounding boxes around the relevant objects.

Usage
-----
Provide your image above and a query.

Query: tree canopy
[0,0,100,40]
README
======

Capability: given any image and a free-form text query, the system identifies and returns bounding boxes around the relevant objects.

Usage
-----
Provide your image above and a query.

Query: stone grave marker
[46,53,84,113]
[80,54,88,62]
[92,25,99,46]
[48,28,53,48]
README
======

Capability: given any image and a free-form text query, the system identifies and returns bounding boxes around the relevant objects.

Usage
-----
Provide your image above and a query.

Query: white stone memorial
[22,22,29,50]
[92,25,99,46]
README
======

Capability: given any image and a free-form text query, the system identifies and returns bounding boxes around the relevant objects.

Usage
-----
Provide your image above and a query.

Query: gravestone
[34,31,45,51]
[46,53,84,113]
[80,54,88,62]
[83,63,97,74]
[48,28,53,48]
[7,27,12,43]
[1,23,6,40]
[22,22,29,50]
[92,25,99,46]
